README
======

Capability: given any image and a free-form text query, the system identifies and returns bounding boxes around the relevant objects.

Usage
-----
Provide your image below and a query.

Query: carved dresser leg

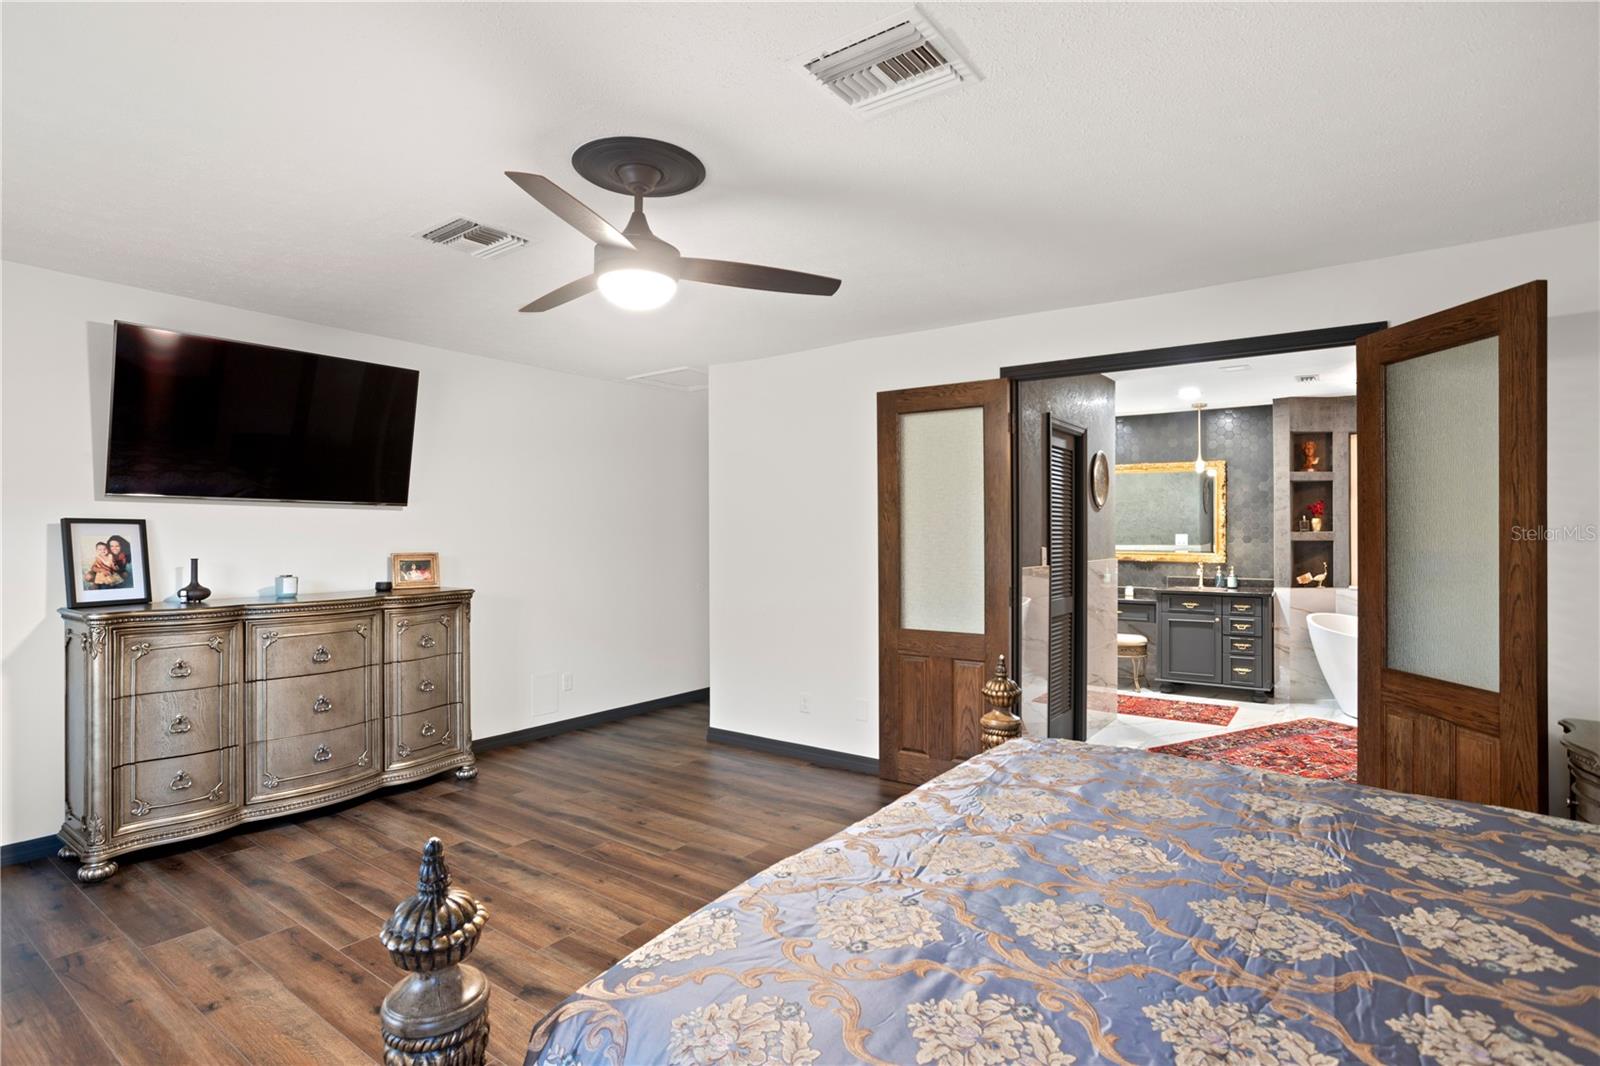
[452,761,478,781]
[57,845,78,861]
[76,859,118,883]
[380,838,490,1065]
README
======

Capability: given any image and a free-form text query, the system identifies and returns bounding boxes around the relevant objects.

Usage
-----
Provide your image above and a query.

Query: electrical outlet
[799,692,810,714]
[560,672,575,692]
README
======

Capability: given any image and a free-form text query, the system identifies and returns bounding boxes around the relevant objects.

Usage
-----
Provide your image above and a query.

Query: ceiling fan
[506,136,842,313]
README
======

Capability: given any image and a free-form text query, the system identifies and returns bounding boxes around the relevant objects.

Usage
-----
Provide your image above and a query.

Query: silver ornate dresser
[57,588,474,881]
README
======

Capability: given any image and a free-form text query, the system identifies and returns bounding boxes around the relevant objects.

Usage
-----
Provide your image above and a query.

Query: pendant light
[1192,401,1216,476]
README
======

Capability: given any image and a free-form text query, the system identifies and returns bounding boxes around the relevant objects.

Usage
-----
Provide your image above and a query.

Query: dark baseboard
[474,688,710,754]
[2,834,62,866]
[706,727,878,775]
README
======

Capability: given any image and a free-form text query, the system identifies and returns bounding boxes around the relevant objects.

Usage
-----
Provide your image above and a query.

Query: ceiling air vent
[413,217,527,260]
[798,7,977,117]
[1296,374,1322,384]
[626,367,708,392]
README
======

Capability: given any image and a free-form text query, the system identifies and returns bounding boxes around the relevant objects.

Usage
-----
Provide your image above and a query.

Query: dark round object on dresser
[375,580,393,593]
[178,558,211,603]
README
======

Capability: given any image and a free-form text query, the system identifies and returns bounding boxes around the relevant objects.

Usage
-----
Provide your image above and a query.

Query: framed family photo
[61,517,152,609]
[390,551,440,590]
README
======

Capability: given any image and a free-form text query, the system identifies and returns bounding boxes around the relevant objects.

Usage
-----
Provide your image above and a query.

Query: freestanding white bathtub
[1308,612,1358,719]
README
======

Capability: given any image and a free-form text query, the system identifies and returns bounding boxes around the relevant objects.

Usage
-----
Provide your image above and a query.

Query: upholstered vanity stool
[1116,633,1149,692]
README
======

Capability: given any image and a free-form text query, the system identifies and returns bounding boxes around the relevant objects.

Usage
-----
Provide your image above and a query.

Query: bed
[524,736,1599,1065]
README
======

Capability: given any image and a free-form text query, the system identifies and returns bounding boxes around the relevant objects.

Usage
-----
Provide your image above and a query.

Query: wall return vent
[798,7,978,117]
[413,217,527,260]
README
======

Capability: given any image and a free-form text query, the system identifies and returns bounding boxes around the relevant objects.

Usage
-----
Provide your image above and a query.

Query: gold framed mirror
[1114,460,1227,563]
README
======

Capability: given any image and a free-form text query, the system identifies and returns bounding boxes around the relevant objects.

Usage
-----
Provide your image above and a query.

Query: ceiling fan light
[596,268,677,311]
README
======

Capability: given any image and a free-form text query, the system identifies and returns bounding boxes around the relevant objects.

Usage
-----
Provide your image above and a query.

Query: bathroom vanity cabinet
[1154,589,1274,700]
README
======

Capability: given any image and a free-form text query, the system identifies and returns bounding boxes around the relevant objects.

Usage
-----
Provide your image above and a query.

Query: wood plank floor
[1,702,909,1065]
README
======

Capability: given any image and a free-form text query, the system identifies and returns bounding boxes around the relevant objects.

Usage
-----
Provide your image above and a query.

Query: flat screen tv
[106,322,419,505]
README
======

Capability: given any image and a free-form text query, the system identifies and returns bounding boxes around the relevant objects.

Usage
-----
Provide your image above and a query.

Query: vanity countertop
[1158,586,1274,598]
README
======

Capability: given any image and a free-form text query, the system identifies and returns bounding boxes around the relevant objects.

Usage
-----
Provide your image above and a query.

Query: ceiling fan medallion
[506,136,842,313]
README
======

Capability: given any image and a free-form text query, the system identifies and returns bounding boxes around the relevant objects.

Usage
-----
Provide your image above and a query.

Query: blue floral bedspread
[525,737,1600,1065]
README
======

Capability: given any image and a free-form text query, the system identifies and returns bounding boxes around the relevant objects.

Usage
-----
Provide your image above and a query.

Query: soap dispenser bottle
[1227,566,1237,589]
[1214,565,1225,589]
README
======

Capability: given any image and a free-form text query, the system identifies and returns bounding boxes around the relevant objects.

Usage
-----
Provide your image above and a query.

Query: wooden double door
[877,282,1549,811]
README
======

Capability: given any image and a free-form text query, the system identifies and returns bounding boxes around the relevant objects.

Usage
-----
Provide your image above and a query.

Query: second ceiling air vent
[414,217,528,260]
[798,8,978,117]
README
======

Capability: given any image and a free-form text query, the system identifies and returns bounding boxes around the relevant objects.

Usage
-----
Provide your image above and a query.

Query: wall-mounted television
[106,322,420,505]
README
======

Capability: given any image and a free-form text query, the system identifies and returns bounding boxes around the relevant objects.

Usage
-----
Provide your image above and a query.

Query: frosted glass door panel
[900,407,985,633]
[1385,337,1499,690]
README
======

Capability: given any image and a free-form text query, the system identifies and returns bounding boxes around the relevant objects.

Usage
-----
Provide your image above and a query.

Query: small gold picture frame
[390,552,440,590]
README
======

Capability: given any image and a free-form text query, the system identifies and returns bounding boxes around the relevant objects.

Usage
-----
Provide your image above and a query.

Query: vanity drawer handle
[312,695,333,714]
[418,679,436,694]
[312,645,332,664]
[419,635,437,650]
[1233,623,1251,632]
[1233,667,1253,676]
[420,721,437,738]
[1181,601,1200,609]
[169,659,193,679]
[1232,603,1251,613]
[312,744,332,763]
[170,770,194,791]
[1232,641,1252,652]
[167,713,193,734]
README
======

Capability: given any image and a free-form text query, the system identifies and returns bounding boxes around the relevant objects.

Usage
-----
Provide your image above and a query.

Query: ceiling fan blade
[505,172,634,250]
[679,258,841,297]
[519,275,597,312]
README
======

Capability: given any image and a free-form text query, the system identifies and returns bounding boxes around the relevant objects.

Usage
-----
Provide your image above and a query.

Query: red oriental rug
[1148,718,1357,781]
[1116,694,1237,728]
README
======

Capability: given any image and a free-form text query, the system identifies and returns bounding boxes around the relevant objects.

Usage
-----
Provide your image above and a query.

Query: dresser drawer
[1223,616,1262,638]
[1224,599,1260,619]
[115,625,238,697]
[115,685,239,766]
[1117,601,1156,624]
[386,606,465,663]
[247,720,378,803]
[1225,635,1261,657]
[388,705,464,770]
[1227,655,1262,686]
[249,665,378,742]
[1160,595,1219,618]
[113,748,238,838]
[387,655,459,717]
[247,613,379,681]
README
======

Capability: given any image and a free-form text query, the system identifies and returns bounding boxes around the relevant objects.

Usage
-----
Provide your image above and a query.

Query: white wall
[1,262,709,845]
[709,223,1599,814]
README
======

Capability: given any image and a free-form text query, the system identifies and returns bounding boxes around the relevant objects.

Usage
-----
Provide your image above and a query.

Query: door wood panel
[878,380,1011,785]
[1356,281,1547,812]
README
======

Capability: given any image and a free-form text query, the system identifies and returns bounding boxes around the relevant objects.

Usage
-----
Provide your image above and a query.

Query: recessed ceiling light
[1178,386,1203,402]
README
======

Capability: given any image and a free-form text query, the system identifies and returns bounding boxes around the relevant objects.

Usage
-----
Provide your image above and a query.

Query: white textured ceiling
[1109,348,1356,416]
[3,3,1596,380]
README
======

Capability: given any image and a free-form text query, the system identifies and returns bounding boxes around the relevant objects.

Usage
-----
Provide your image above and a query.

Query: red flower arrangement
[1307,500,1326,518]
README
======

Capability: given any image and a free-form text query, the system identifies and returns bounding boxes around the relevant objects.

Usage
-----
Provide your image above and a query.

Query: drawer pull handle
[312,695,333,714]
[420,721,437,738]
[1233,667,1252,676]
[1233,642,1252,651]
[169,659,193,678]
[312,745,333,763]
[1233,604,1251,613]
[1181,601,1200,609]
[170,770,194,791]
[419,635,437,649]
[418,679,436,694]
[167,714,193,734]
[312,645,332,664]
[1233,623,1251,631]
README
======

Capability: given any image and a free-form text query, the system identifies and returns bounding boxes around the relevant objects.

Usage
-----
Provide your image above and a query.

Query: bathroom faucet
[1196,562,1205,582]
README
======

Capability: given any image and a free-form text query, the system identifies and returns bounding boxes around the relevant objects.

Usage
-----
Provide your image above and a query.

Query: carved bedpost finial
[979,654,1023,751]
[379,838,491,1065]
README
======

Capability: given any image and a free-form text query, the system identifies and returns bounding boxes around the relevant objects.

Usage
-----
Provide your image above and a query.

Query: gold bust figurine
[1299,439,1321,471]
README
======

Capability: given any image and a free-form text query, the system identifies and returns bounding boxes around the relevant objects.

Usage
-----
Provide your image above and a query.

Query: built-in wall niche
[1291,539,1334,586]
[1290,481,1333,533]
[1290,431,1334,476]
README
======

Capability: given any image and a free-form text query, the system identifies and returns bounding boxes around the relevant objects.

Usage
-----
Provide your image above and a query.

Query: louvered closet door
[877,380,1012,785]
[1047,419,1080,738]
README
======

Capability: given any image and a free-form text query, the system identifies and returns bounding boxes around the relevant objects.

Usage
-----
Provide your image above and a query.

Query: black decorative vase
[178,558,211,603]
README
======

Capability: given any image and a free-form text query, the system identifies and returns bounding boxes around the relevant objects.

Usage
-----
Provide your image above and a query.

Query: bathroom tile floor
[1087,685,1350,751]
